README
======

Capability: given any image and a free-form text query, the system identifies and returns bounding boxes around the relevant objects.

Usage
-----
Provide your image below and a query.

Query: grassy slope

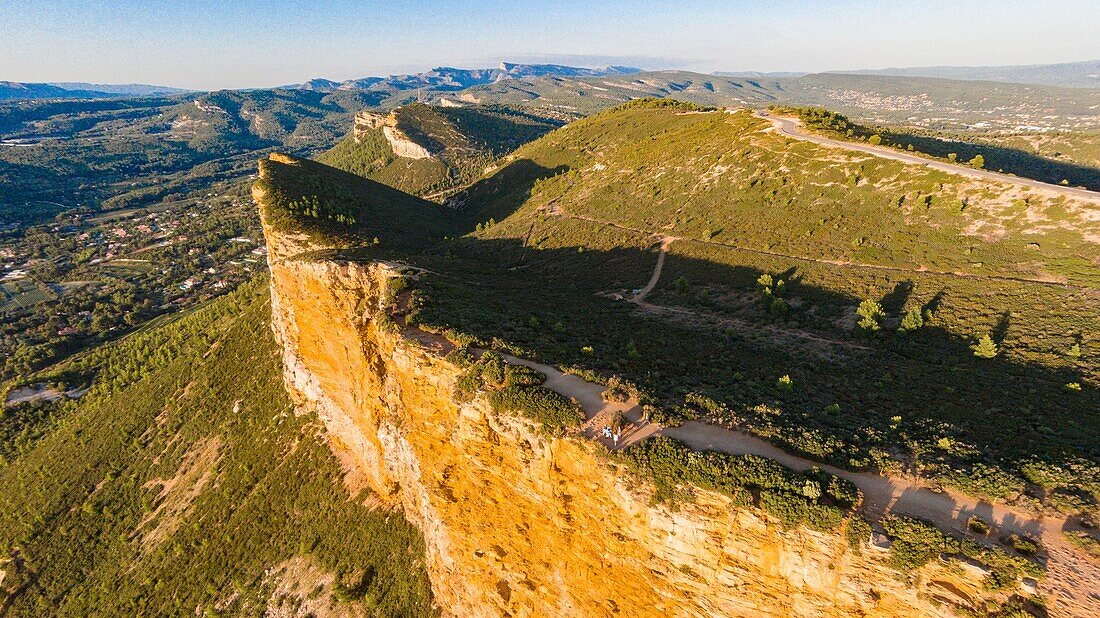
[0,279,435,616]
[408,102,1098,511]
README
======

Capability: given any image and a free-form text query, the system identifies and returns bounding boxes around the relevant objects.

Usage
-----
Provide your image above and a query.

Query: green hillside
[318,103,560,198]
[398,101,1099,514]
[0,279,435,616]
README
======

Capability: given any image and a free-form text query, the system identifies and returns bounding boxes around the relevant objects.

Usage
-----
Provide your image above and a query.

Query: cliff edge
[253,153,1040,617]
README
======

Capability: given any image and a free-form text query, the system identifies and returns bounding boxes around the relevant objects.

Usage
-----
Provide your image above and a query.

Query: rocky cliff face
[354,110,433,159]
[259,211,1002,616]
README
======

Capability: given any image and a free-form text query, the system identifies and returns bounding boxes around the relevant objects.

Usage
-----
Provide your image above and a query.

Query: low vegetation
[255,153,454,248]
[318,104,561,199]
[773,105,1100,190]
[618,435,860,533]
[449,348,583,434]
[880,515,1041,589]
[0,279,436,615]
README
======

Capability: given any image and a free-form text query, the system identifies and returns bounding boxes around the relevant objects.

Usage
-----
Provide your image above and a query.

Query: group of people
[601,424,622,447]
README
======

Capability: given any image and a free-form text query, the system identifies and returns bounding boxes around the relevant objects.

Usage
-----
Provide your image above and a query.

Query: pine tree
[856,299,885,332]
[898,308,924,332]
[971,333,999,358]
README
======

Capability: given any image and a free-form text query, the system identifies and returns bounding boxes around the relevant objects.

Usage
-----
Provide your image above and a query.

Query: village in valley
[0,186,264,393]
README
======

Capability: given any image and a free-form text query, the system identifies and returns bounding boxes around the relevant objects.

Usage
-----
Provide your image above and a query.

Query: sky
[2,0,1098,90]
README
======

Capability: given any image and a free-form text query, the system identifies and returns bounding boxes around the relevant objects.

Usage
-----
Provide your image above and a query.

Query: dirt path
[618,235,866,355]
[631,237,675,301]
[497,352,1098,616]
[759,112,1100,205]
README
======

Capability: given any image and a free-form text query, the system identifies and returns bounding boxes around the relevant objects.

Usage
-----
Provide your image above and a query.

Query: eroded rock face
[353,110,433,159]
[260,225,989,616]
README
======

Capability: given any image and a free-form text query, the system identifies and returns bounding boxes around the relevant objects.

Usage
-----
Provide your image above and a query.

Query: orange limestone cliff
[255,183,1023,617]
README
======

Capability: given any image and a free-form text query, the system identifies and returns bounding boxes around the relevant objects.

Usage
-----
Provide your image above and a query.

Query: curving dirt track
[758,111,1100,204]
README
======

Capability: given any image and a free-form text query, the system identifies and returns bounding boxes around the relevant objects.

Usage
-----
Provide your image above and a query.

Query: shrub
[968,516,990,534]
[1005,533,1038,555]
[856,299,885,332]
[776,374,793,392]
[845,515,873,552]
[761,489,845,531]
[619,436,853,532]
[1064,531,1100,558]
[898,308,923,332]
[971,333,999,359]
[488,385,584,434]
[881,515,959,571]
[1066,343,1081,360]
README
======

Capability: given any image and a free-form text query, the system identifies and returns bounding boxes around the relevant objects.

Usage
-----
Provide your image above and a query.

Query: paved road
[759,112,1100,204]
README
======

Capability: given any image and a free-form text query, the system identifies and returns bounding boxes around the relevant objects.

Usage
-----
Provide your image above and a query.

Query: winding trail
[758,111,1100,204]
[499,352,1099,617]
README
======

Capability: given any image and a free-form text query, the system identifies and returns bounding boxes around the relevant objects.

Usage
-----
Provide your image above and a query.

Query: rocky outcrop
[353,110,433,159]
[259,217,1007,617]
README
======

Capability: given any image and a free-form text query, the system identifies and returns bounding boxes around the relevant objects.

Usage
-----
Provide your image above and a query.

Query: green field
[0,280,54,311]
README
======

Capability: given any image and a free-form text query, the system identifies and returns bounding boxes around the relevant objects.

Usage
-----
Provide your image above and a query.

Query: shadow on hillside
[886,131,1100,191]
[451,159,570,229]
[297,149,1094,507]
[405,233,1097,506]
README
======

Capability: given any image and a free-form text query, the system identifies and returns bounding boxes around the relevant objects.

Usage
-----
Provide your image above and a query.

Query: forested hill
[0,279,436,615]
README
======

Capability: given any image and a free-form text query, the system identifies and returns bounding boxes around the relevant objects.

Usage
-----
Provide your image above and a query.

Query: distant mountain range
[0,81,189,101]
[4,59,1099,105]
[837,59,1100,88]
[286,62,641,93]
[712,71,807,78]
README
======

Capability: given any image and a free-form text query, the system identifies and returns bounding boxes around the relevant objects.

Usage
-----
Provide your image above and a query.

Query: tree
[971,333,998,358]
[625,340,641,360]
[968,154,985,169]
[1067,343,1081,360]
[947,153,958,163]
[898,308,924,332]
[868,134,882,146]
[856,299,885,332]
